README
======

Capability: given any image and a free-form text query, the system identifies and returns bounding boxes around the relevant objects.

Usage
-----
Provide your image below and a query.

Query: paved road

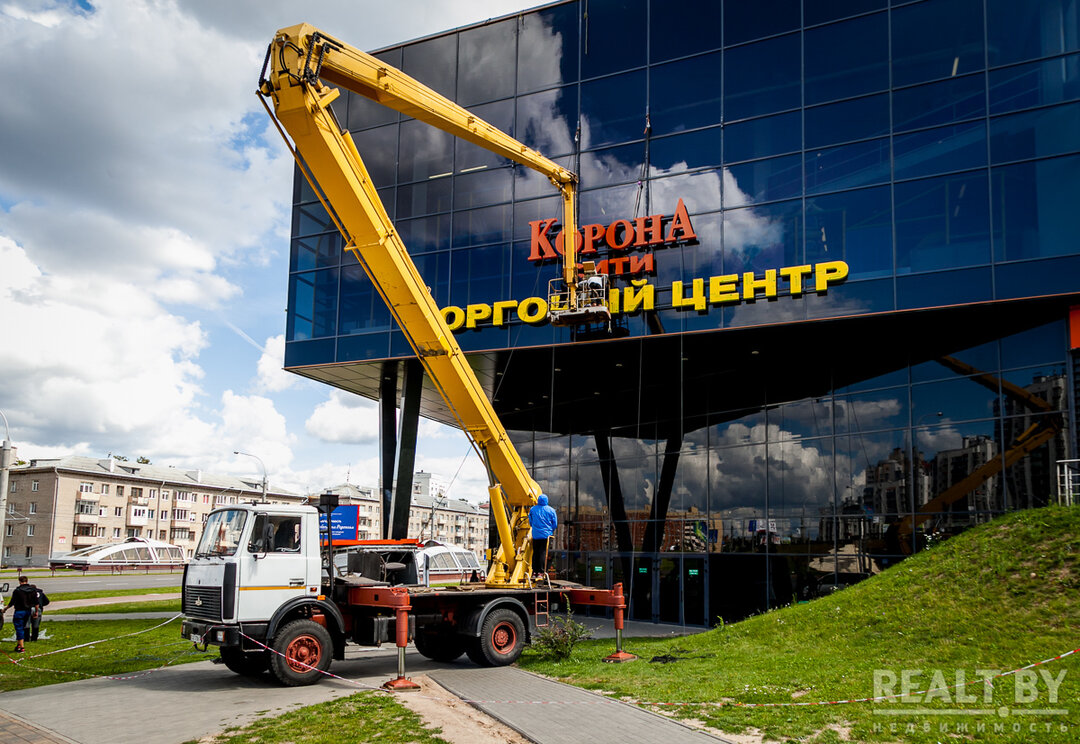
[10,573,182,595]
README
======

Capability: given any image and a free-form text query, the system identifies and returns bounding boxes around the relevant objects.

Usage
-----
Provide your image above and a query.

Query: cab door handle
[289,578,304,586]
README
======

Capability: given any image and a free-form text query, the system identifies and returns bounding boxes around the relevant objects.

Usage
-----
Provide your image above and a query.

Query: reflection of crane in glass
[886,355,1062,554]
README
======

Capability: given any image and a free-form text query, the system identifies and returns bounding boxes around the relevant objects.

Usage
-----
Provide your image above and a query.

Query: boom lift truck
[181,24,630,687]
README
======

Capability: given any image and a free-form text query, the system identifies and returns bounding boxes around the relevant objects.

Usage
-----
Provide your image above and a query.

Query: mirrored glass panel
[895,171,991,272]
[893,121,987,181]
[805,94,889,149]
[723,198,802,273]
[805,185,893,279]
[989,101,1080,164]
[892,0,985,86]
[805,138,890,194]
[649,51,723,135]
[402,33,456,99]
[457,19,516,105]
[724,33,800,121]
[723,111,801,163]
[988,53,1080,115]
[892,74,987,132]
[991,154,1080,261]
[581,0,646,78]
[804,12,888,105]
[651,0,722,62]
[987,0,1080,67]
[724,0,799,46]
[580,70,648,149]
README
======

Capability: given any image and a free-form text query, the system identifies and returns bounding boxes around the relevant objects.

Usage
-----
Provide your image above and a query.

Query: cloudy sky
[0,0,534,499]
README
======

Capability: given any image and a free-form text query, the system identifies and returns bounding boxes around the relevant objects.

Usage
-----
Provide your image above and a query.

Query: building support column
[642,433,682,555]
[389,359,423,540]
[379,362,398,539]
[594,431,633,560]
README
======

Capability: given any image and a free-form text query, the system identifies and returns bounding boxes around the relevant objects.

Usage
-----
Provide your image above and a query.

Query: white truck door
[237,513,319,620]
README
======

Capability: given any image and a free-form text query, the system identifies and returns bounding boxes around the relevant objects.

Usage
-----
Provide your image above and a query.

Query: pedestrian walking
[29,585,49,642]
[3,576,41,652]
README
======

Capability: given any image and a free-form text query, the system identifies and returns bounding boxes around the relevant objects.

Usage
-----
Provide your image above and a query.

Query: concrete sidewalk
[0,621,726,744]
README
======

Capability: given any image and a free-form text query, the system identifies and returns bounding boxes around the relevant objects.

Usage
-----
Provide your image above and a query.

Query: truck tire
[268,619,332,686]
[466,608,525,667]
[220,647,269,677]
[414,630,465,662]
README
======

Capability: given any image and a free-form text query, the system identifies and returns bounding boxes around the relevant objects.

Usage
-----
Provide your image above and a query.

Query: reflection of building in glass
[930,435,1000,521]
[285,1,1080,626]
[999,373,1070,509]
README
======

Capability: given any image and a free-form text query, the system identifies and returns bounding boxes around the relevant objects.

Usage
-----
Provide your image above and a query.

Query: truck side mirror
[0,583,7,593]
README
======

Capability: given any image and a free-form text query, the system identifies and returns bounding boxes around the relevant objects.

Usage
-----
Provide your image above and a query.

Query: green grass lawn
[520,505,1080,744]
[49,598,180,615]
[188,692,451,744]
[47,586,179,602]
[0,617,213,691]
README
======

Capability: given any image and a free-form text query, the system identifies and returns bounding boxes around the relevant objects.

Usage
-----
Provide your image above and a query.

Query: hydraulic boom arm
[258,24,575,587]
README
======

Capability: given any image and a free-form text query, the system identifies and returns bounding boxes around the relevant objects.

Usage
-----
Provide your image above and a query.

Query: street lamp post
[0,410,12,564]
[233,450,268,503]
[429,493,446,541]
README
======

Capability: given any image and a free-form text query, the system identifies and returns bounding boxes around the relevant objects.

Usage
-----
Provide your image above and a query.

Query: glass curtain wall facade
[286,0,1080,624]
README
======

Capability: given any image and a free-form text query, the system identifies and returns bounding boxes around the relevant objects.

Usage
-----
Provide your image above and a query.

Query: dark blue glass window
[989,101,1080,164]
[805,185,892,279]
[650,0,722,62]
[580,144,644,186]
[402,34,456,99]
[987,0,1080,67]
[803,277,894,319]
[517,3,579,93]
[516,87,578,158]
[452,204,512,247]
[805,0,886,26]
[287,268,338,341]
[893,121,987,181]
[892,0,985,86]
[724,0,799,46]
[284,339,334,367]
[911,367,1000,421]
[893,74,987,132]
[457,19,516,105]
[513,195,560,242]
[1000,320,1066,368]
[724,111,801,162]
[989,54,1080,115]
[344,49,400,131]
[337,333,390,363]
[511,242,553,298]
[398,120,453,182]
[652,127,723,173]
[723,198,802,273]
[895,172,991,273]
[454,167,513,210]
[804,12,888,105]
[724,154,802,206]
[293,202,335,237]
[397,213,451,254]
[291,233,341,272]
[992,154,1080,261]
[339,264,393,334]
[397,179,451,220]
[649,51,722,135]
[581,0,647,79]
[805,94,889,149]
[351,125,398,188]
[581,70,648,149]
[450,243,512,306]
[724,33,800,121]
[996,255,1080,299]
[805,137,890,194]
[456,99,514,171]
[411,250,451,307]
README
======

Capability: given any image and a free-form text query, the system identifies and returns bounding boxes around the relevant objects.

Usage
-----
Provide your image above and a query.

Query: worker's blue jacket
[529,494,558,539]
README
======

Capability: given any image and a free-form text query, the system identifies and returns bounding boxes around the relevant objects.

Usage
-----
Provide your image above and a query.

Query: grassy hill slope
[520,505,1080,743]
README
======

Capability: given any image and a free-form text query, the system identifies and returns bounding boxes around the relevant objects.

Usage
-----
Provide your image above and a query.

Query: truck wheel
[269,619,332,686]
[467,608,525,667]
[220,647,269,677]
[414,630,465,662]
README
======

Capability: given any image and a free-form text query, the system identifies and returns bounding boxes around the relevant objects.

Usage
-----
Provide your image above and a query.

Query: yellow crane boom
[258,24,576,587]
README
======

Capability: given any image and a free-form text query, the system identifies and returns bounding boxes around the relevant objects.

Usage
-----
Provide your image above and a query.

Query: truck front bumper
[182,619,240,647]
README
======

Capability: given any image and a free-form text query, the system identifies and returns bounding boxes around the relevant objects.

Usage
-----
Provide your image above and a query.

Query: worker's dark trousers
[532,538,549,575]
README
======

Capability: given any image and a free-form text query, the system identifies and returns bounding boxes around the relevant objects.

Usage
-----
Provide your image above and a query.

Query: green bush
[530,607,592,660]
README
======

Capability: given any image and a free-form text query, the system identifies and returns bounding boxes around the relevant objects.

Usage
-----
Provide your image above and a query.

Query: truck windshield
[194,509,248,557]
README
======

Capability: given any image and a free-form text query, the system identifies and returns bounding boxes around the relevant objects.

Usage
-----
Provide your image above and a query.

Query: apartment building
[3,456,299,566]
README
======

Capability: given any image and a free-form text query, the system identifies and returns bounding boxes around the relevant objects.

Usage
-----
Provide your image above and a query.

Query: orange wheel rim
[491,621,517,654]
[285,634,322,672]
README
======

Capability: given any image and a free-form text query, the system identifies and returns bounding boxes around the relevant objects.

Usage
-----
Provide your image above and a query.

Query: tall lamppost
[233,450,268,503]
[0,410,12,563]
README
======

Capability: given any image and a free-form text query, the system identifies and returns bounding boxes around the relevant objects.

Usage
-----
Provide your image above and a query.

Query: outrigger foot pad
[382,676,422,691]
[603,650,638,663]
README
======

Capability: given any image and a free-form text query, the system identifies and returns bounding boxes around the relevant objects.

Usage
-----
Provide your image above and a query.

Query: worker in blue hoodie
[529,494,558,581]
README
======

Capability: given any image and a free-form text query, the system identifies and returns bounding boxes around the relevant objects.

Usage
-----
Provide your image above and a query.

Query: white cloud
[254,334,295,393]
[305,390,379,444]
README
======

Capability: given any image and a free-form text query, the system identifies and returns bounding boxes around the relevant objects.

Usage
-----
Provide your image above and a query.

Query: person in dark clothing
[29,586,49,642]
[528,494,558,581]
[4,576,40,653]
